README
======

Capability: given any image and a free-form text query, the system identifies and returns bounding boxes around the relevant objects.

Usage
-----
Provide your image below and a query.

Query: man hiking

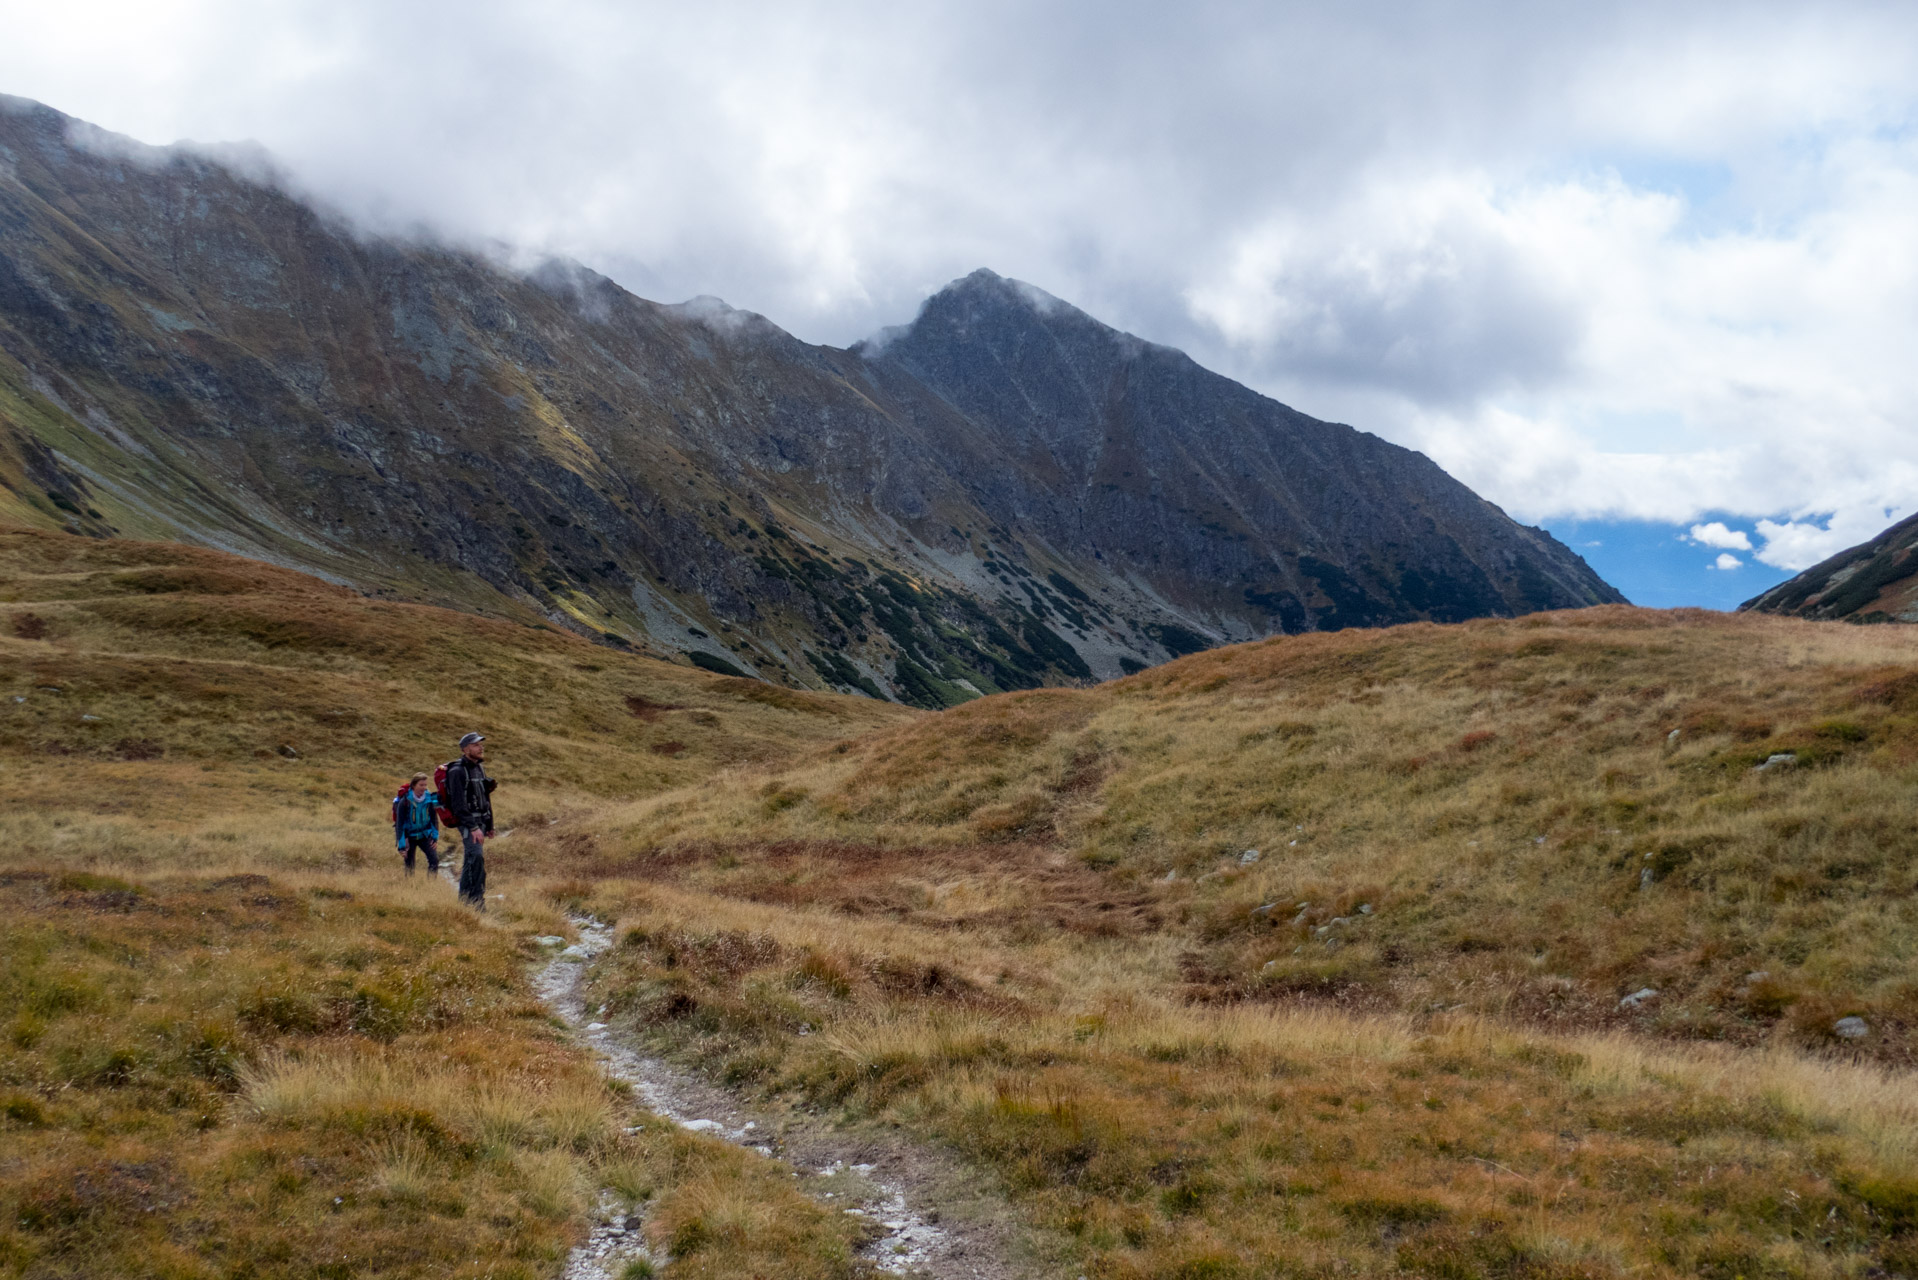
[443,732,497,909]
[392,771,441,876]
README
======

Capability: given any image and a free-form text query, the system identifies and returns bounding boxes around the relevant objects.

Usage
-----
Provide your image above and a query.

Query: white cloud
[1753,506,1913,571]
[1688,522,1752,551]
[3,1,1918,558]
[1711,552,1743,571]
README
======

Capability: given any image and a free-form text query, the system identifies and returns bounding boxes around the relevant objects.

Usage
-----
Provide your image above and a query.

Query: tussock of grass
[575,606,1918,1062]
[0,524,913,1278]
[12,529,1918,1276]
[569,878,1918,1278]
[508,607,1918,1276]
[0,867,597,1276]
[0,868,871,1279]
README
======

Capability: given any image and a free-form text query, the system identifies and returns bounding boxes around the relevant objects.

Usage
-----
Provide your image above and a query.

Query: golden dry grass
[570,606,1918,1063]
[0,526,909,881]
[0,864,874,1280]
[564,876,1918,1279]
[0,528,909,1279]
[11,527,1918,1278]
[501,606,1918,1277]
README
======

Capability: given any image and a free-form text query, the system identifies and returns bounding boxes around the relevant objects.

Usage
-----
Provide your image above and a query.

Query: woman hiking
[392,771,442,876]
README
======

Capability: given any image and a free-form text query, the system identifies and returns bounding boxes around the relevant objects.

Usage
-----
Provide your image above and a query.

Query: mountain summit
[0,98,1622,704]
[867,268,1618,632]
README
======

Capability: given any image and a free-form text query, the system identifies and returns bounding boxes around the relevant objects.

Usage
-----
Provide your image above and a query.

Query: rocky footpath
[534,921,1021,1279]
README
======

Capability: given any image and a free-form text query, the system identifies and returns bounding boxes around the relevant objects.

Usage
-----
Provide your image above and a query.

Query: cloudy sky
[5,0,1916,605]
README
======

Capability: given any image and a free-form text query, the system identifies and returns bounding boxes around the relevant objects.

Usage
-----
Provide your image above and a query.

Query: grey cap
[459,732,486,748]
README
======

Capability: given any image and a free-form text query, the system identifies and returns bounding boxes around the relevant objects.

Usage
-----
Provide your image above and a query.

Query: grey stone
[1833,1016,1870,1039]
[1618,987,1659,1009]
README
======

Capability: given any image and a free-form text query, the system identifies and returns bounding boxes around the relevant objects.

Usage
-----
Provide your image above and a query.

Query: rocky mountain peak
[0,98,1623,709]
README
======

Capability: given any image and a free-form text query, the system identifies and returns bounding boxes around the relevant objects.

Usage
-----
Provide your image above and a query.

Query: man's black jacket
[443,757,495,835]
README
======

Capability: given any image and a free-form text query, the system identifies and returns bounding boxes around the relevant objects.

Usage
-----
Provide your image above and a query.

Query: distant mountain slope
[866,270,1619,631]
[0,96,1622,705]
[1741,511,1918,622]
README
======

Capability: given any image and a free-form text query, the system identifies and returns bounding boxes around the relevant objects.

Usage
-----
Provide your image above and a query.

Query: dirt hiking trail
[535,917,1033,1280]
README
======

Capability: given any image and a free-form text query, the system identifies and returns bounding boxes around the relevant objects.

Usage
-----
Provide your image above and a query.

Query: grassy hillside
[0,526,909,878]
[0,527,908,1279]
[573,604,1918,1062]
[1743,509,1918,623]
[7,529,1918,1278]
[514,606,1918,1278]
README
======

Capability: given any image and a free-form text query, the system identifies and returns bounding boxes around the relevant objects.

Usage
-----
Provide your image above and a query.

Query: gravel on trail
[535,917,1026,1280]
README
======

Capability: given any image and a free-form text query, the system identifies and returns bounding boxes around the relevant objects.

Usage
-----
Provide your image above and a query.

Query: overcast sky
[4,0,1916,574]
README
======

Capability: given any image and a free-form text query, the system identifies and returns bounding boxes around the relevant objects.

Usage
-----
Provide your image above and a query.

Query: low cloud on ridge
[3,0,1917,570]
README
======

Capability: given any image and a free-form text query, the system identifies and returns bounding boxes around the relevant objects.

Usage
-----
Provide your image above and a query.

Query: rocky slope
[0,95,1622,705]
[1741,511,1918,622]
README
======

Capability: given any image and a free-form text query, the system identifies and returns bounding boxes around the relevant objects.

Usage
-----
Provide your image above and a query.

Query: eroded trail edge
[535,916,1023,1280]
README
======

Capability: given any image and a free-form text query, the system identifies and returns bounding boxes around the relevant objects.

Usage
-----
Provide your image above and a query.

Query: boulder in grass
[1833,1016,1870,1040]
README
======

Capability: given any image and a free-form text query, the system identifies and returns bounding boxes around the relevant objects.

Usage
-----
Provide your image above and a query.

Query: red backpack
[433,761,458,827]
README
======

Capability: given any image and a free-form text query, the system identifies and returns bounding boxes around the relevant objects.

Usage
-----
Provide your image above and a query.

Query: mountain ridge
[1741,509,1918,623]
[0,95,1623,706]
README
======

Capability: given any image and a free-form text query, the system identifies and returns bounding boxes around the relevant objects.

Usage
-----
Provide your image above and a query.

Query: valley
[3,528,1916,1278]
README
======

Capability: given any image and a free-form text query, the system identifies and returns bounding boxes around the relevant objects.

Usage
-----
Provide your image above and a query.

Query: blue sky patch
[1542,514,1794,611]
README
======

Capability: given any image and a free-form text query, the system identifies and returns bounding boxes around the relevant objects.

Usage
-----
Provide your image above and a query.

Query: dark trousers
[402,836,439,875]
[458,829,487,908]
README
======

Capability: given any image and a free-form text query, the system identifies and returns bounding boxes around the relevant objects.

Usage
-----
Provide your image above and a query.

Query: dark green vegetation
[1,96,1619,711]
[764,550,1097,706]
